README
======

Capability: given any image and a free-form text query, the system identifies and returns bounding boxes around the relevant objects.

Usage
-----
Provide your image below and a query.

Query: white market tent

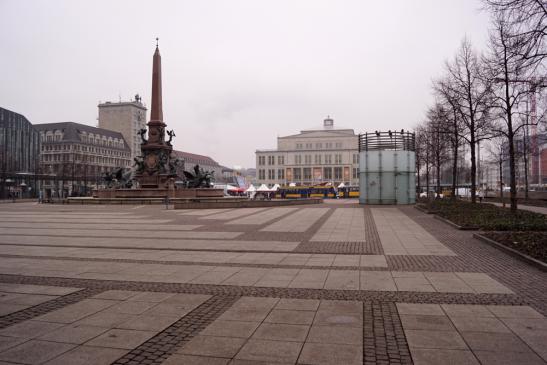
[338,182,346,188]
[245,185,256,193]
[271,184,281,191]
[257,184,273,192]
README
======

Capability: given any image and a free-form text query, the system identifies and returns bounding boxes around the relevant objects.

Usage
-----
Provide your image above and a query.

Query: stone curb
[473,233,547,272]
[433,214,479,231]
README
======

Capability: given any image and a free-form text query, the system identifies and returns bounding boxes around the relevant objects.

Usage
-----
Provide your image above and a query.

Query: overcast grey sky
[0,0,490,167]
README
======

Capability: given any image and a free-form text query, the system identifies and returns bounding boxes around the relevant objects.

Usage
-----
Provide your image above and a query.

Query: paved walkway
[490,201,547,215]
[0,202,545,364]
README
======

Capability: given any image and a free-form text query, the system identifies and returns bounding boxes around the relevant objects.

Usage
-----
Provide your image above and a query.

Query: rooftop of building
[98,95,147,110]
[173,150,221,167]
[34,122,130,150]
[0,107,34,127]
[278,117,356,139]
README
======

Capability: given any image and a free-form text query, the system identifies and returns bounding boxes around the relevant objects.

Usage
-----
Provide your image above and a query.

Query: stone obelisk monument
[136,39,177,188]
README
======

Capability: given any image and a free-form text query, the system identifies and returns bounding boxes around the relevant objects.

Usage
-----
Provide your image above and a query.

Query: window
[293,168,302,180]
[315,142,323,149]
[268,169,275,179]
[258,156,265,165]
[326,142,332,149]
[305,143,312,149]
[303,168,312,180]
[323,167,332,179]
[295,155,302,165]
[314,154,321,164]
[352,168,359,179]
[325,155,332,164]
[259,169,265,180]
[296,143,303,149]
[335,154,342,164]
[335,142,342,148]
[268,156,275,165]
[353,154,359,164]
[334,167,342,180]
[304,155,311,165]
[277,156,284,165]
[277,169,285,179]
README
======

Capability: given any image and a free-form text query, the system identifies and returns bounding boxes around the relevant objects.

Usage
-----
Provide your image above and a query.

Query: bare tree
[483,0,546,64]
[442,38,494,203]
[425,104,451,198]
[415,125,431,198]
[484,14,534,212]
[434,78,467,199]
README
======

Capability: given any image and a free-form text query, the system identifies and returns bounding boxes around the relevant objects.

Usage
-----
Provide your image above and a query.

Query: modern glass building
[0,107,41,199]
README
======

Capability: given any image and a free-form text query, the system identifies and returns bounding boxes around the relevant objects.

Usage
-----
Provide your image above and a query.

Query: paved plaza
[0,202,545,364]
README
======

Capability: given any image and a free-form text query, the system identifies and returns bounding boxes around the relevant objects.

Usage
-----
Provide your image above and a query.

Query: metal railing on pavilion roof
[358,131,415,152]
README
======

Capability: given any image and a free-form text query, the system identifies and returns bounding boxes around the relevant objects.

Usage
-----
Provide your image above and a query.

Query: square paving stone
[0,304,28,316]
[252,323,309,342]
[34,299,119,324]
[318,300,362,314]
[127,291,176,302]
[0,336,27,352]
[39,324,109,344]
[474,350,545,365]
[441,304,494,318]
[410,348,479,365]
[265,310,315,325]
[450,316,511,333]
[399,315,455,331]
[144,302,196,316]
[91,290,140,301]
[396,303,444,316]
[115,314,179,331]
[460,331,532,352]
[219,308,272,322]
[0,340,76,364]
[85,328,155,349]
[200,320,260,338]
[43,345,127,365]
[313,310,362,327]
[179,335,246,358]
[161,293,211,306]
[298,342,362,365]
[75,311,137,328]
[275,299,320,311]
[235,339,303,363]
[486,305,544,319]
[0,320,64,339]
[163,354,230,365]
[2,294,56,306]
[306,325,362,345]
[107,300,158,314]
[404,329,467,349]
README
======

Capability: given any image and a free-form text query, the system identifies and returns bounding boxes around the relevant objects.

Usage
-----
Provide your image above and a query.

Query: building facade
[0,107,41,199]
[255,117,359,186]
[34,122,131,197]
[98,96,147,161]
[172,150,227,182]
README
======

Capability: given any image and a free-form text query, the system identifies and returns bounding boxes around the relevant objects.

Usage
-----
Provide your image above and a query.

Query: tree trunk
[523,129,529,200]
[470,133,477,203]
[508,131,517,212]
[451,131,458,199]
[499,157,505,207]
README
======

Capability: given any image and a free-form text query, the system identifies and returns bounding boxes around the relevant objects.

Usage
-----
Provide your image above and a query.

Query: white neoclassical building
[255,117,359,186]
